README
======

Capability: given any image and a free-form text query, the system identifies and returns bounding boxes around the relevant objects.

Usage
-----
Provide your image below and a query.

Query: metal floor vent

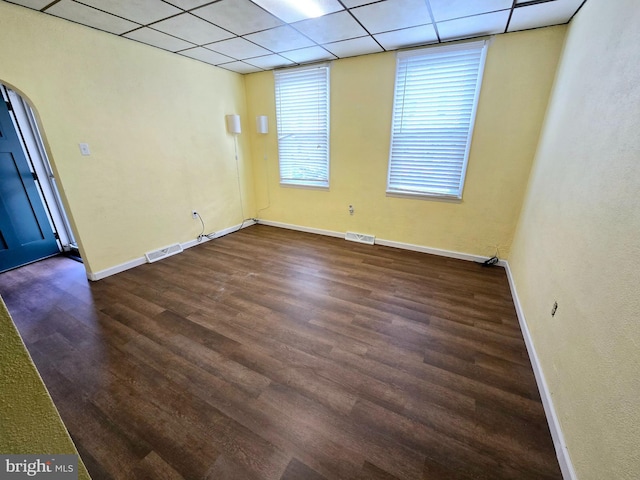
[345,231,375,245]
[145,243,183,263]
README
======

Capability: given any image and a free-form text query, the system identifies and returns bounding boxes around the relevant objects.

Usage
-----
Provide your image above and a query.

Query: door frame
[0,83,78,264]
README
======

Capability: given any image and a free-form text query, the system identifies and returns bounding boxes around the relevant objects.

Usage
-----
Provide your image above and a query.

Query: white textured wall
[509,0,640,478]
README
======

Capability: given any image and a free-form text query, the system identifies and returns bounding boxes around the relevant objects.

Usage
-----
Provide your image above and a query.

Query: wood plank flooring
[0,225,562,480]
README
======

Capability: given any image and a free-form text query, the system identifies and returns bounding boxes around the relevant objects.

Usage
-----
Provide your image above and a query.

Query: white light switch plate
[79,143,91,156]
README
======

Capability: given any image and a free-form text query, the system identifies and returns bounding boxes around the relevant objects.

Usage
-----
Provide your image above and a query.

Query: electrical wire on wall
[195,212,216,242]
[479,245,500,266]
[256,133,271,216]
[233,134,254,232]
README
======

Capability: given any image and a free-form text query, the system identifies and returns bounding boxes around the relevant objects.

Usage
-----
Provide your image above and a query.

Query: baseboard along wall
[503,261,577,480]
[257,220,575,479]
[84,218,575,479]
[86,220,256,281]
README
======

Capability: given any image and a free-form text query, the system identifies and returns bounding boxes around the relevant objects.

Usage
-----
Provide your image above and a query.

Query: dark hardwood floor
[0,225,562,480]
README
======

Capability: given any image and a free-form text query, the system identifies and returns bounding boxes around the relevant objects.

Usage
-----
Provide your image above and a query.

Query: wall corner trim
[86,220,256,281]
[503,260,577,480]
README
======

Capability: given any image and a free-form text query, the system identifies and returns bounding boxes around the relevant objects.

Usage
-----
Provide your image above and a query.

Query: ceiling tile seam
[160,0,218,13]
[279,47,338,64]
[504,0,519,34]
[435,8,513,26]
[218,64,263,74]
[242,53,294,65]
[514,0,557,7]
[368,23,433,37]
[119,25,198,48]
[423,0,441,43]
[218,59,260,68]
[124,36,188,53]
[38,10,140,41]
[67,0,146,27]
[41,0,61,11]
[569,0,589,21]
[69,6,241,44]
[269,14,342,63]
[337,0,386,52]
[177,50,234,67]
[142,11,236,40]
[240,0,290,27]
[202,36,279,58]
[320,33,371,48]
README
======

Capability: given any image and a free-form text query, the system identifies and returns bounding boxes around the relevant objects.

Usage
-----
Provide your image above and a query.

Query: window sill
[280,182,329,191]
[386,190,462,203]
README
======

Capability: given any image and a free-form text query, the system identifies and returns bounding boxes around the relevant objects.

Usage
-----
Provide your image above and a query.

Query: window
[387,40,488,199]
[274,64,330,188]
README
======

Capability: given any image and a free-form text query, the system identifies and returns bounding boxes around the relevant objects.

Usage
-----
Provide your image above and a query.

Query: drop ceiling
[4,0,586,74]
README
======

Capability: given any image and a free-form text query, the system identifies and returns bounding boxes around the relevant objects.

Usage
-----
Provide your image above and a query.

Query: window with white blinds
[274,64,330,188]
[387,41,488,199]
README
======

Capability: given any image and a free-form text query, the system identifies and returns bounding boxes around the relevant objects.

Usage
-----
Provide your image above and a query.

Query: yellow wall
[508,0,640,477]
[0,296,90,479]
[0,2,255,275]
[245,27,566,258]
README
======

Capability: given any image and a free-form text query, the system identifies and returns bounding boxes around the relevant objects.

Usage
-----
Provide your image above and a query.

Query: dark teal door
[0,98,59,273]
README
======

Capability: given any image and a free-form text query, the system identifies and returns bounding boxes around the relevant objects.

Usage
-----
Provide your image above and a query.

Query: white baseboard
[86,217,573,478]
[503,260,576,480]
[256,219,574,478]
[375,237,506,266]
[256,219,502,265]
[86,220,256,281]
[181,219,256,250]
[86,257,146,282]
[256,219,344,239]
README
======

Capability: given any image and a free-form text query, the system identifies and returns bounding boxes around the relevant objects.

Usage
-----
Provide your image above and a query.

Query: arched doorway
[0,83,78,272]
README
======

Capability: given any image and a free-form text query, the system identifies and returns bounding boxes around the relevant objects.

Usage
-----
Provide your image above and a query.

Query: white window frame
[387,40,488,200]
[274,64,330,189]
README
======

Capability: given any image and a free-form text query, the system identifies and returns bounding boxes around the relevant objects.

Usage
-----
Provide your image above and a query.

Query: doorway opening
[0,84,79,273]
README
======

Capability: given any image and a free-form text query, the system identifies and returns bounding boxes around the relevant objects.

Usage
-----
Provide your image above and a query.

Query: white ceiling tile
[429,0,513,22]
[7,0,51,9]
[163,0,213,10]
[251,0,344,23]
[373,24,438,50]
[281,46,336,64]
[323,36,383,58]
[218,61,263,74]
[351,0,431,34]
[45,0,139,35]
[244,25,315,52]
[124,27,195,52]
[205,37,272,59]
[437,9,510,40]
[245,54,294,69]
[179,47,233,65]
[508,0,584,32]
[341,0,376,7]
[192,0,283,35]
[79,0,181,24]
[152,13,234,44]
[293,11,367,44]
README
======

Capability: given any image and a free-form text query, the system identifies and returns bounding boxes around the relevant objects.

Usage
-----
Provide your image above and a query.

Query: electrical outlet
[78,143,90,156]
[348,204,354,215]
[192,210,198,219]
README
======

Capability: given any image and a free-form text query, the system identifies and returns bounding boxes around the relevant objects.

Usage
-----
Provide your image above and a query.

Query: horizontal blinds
[388,42,487,198]
[275,65,329,187]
